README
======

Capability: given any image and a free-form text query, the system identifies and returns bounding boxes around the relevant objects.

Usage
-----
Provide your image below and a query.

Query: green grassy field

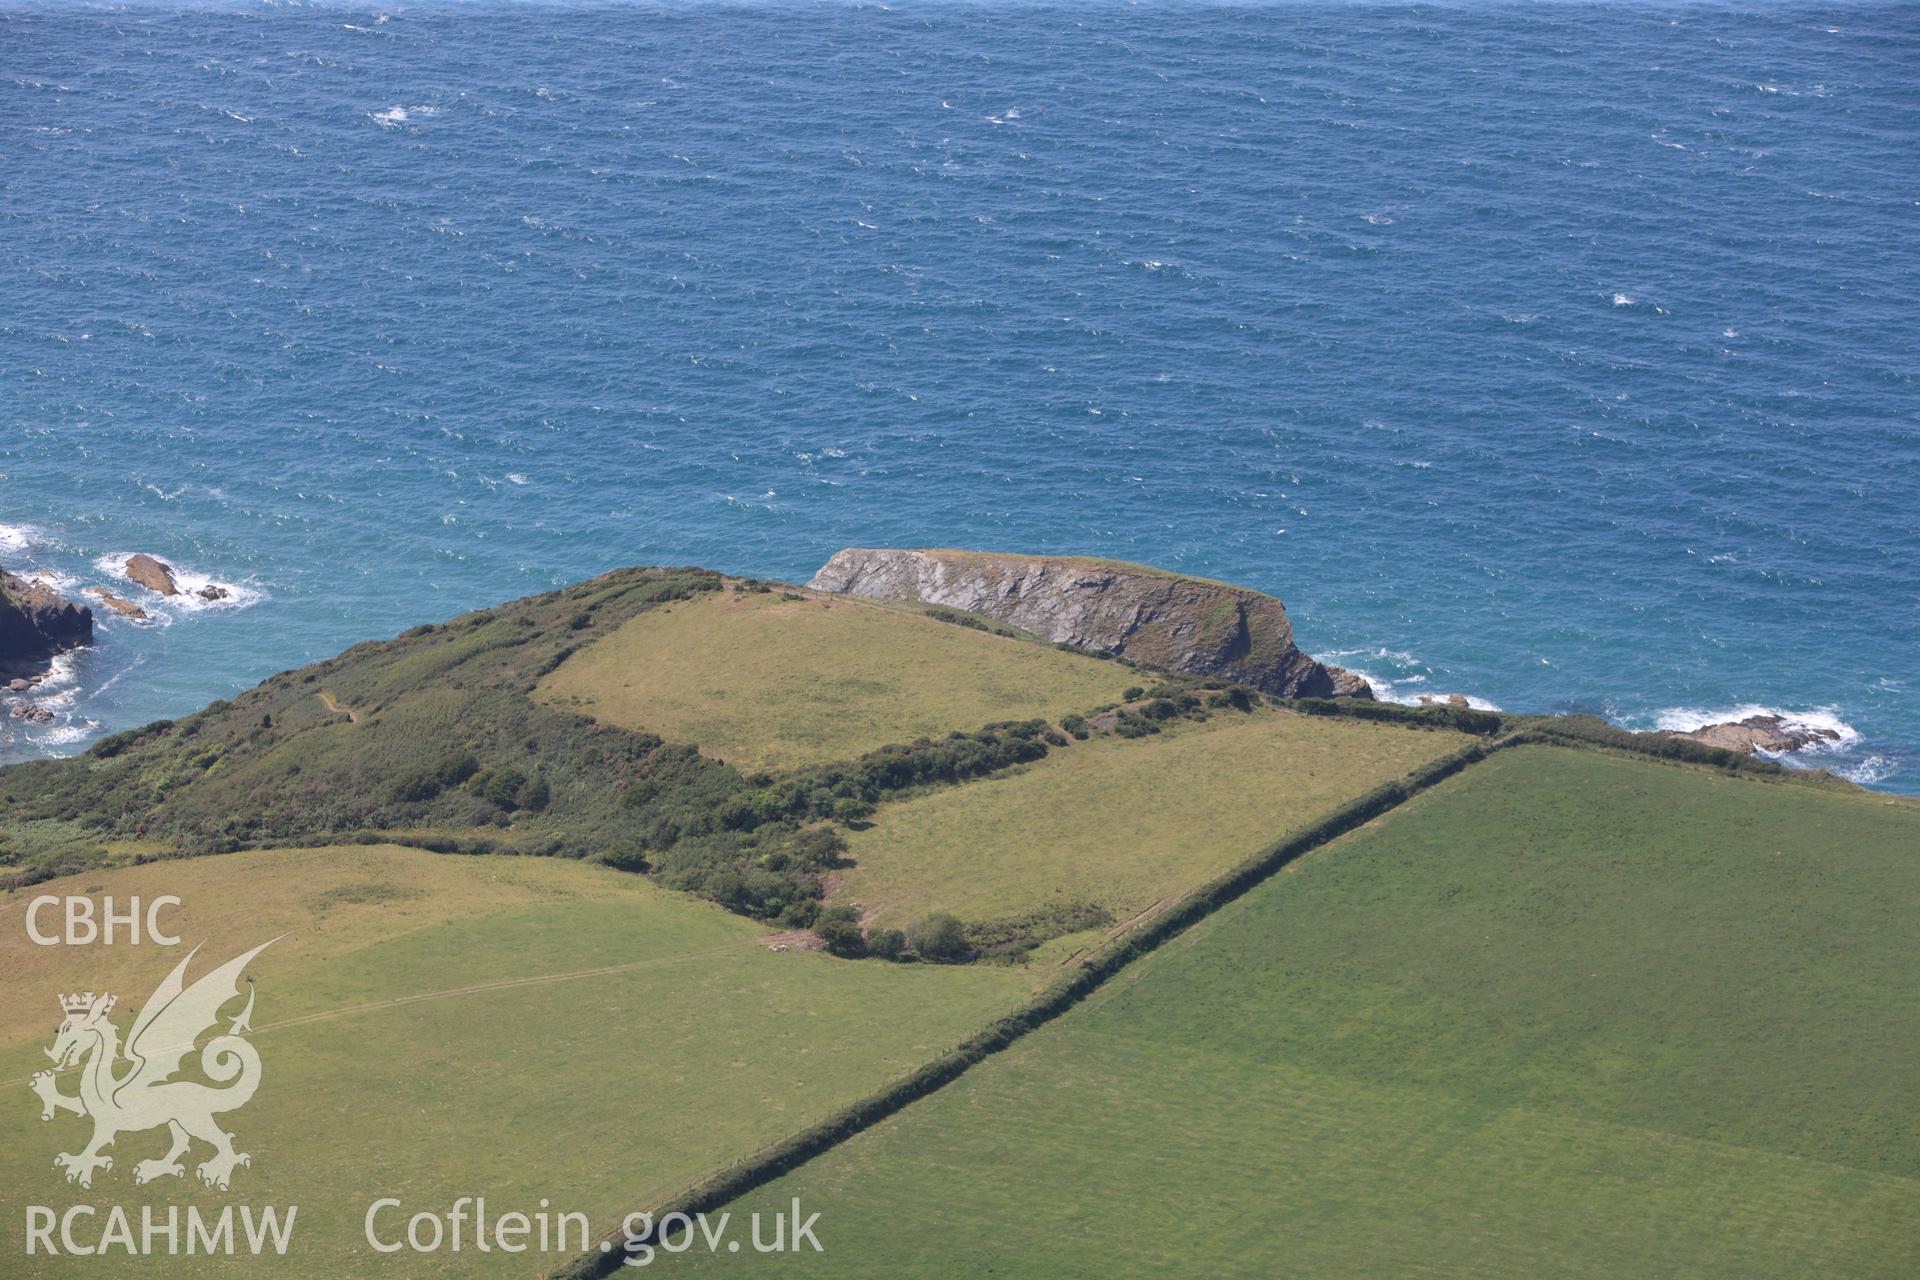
[0,848,1032,1277]
[837,709,1467,931]
[674,746,1920,1278]
[534,589,1133,773]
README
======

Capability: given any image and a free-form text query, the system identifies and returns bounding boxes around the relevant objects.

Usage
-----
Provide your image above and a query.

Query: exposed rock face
[0,567,94,674]
[197,583,230,602]
[88,586,150,621]
[124,553,180,596]
[1664,715,1839,756]
[808,548,1372,699]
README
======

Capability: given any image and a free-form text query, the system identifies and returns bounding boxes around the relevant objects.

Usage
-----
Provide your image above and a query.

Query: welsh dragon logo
[28,938,281,1191]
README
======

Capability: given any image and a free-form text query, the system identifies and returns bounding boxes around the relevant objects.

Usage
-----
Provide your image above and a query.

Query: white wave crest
[1319,647,1501,712]
[25,718,100,750]
[372,103,439,127]
[35,651,81,692]
[17,568,85,599]
[1,522,44,555]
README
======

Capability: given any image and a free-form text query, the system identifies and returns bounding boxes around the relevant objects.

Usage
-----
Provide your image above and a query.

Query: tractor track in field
[16,939,776,1088]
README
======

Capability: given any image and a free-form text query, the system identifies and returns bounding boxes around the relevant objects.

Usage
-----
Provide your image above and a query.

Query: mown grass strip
[553,731,1523,1278]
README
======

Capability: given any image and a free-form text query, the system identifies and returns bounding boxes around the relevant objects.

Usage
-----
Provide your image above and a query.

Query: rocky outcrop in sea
[808,547,1371,699]
[0,565,93,680]
[1663,715,1842,757]
[87,586,150,620]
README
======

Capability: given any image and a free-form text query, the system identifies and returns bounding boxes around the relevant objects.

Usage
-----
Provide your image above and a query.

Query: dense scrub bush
[1112,711,1162,739]
[1290,697,1505,737]
[967,902,1113,958]
[460,766,549,812]
[88,720,175,759]
[867,927,906,961]
[929,608,991,632]
[814,906,867,958]
[387,752,480,804]
[774,898,817,928]
[909,913,970,963]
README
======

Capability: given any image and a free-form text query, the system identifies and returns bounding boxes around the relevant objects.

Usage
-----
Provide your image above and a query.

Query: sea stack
[0,566,94,679]
[808,547,1372,699]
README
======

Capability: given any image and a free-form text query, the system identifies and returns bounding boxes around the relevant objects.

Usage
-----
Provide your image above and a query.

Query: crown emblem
[59,992,114,1016]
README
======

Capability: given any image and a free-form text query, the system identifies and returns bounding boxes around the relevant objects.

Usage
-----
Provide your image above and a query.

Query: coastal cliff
[808,548,1371,699]
[0,566,93,678]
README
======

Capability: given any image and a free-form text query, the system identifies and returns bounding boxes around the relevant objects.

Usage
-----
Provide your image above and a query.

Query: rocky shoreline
[1,553,244,742]
[804,548,1858,768]
[0,544,1864,771]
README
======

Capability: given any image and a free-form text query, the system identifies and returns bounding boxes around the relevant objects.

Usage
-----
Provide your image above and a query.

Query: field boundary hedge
[1287,698,1853,790]
[552,731,1529,1277]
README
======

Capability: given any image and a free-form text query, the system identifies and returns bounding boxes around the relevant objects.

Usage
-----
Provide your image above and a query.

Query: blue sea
[2,3,1916,790]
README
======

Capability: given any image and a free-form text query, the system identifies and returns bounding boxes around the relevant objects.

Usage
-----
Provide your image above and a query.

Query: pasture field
[837,709,1468,930]
[0,847,1031,1277]
[674,746,1920,1278]
[533,588,1133,773]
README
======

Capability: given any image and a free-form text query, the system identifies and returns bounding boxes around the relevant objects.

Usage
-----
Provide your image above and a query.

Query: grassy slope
[0,848,1030,1277]
[535,590,1132,773]
[838,709,1466,930]
[0,567,735,877]
[676,746,1920,1278]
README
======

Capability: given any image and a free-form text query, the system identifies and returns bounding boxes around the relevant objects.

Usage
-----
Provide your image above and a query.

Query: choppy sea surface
[2,2,1916,789]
